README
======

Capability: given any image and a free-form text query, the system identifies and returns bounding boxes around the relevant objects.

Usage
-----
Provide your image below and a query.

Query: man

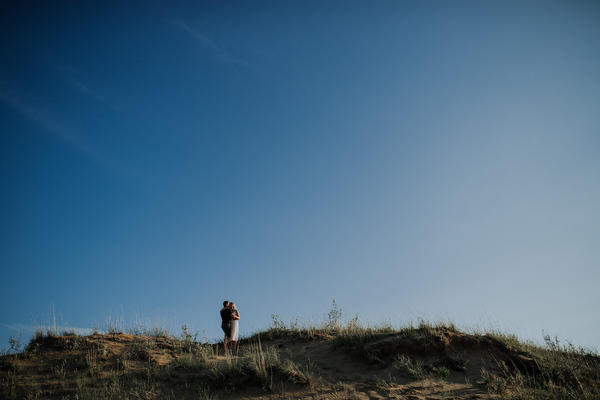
[220,301,232,350]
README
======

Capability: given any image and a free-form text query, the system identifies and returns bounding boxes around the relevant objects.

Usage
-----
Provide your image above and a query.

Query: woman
[229,302,241,351]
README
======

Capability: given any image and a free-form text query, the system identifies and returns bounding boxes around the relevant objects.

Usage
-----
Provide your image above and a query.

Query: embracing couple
[220,300,241,351]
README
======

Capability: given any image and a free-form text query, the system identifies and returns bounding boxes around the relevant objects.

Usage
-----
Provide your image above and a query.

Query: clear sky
[1,1,599,351]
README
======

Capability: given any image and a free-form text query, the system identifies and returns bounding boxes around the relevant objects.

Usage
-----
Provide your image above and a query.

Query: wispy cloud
[52,64,125,111]
[3,323,30,334]
[0,86,135,178]
[169,17,253,68]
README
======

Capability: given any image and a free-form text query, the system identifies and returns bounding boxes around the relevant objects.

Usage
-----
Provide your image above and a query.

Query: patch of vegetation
[205,339,315,393]
[249,313,322,341]
[392,354,430,380]
[481,333,600,399]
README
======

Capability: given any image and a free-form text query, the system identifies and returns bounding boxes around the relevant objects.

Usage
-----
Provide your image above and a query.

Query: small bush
[392,355,430,380]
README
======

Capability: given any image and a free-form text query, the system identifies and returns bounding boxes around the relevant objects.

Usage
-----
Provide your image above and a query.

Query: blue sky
[1,1,599,351]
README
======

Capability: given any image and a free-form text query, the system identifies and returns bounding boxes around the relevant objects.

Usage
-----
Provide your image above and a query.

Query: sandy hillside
[1,325,598,399]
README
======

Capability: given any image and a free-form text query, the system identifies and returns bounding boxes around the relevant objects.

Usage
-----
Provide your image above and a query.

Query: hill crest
[1,324,599,399]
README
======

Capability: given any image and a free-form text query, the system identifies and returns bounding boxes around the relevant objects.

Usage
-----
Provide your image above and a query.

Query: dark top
[220,308,232,323]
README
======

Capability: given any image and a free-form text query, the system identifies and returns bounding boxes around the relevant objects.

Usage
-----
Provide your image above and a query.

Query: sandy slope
[226,335,497,400]
[0,327,523,399]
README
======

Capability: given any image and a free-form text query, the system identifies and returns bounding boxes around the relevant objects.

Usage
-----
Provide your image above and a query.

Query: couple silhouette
[220,300,241,351]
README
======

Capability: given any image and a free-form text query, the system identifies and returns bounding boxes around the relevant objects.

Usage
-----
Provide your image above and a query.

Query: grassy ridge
[1,303,599,399]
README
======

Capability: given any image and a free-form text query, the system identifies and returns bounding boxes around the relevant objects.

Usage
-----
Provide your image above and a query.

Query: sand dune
[1,325,598,399]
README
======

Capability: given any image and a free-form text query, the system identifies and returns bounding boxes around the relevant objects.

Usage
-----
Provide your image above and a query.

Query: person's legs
[221,323,231,352]
[230,323,238,351]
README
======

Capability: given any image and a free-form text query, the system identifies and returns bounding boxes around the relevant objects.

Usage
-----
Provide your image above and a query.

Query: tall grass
[481,333,600,399]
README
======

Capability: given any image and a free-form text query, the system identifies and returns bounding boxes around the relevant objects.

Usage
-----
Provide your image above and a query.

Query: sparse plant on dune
[85,348,101,376]
[325,299,343,331]
[392,354,430,380]
[332,321,395,350]
[207,338,316,392]
[433,365,450,381]
[252,313,320,341]
[0,332,24,356]
[195,383,218,400]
